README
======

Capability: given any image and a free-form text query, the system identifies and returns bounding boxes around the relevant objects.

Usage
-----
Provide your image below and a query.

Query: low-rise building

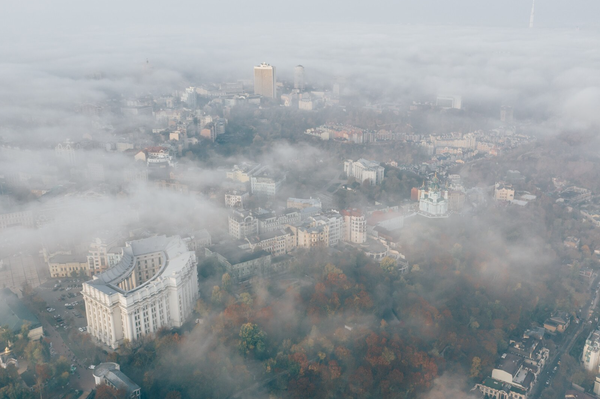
[543,312,570,333]
[287,197,322,210]
[205,246,275,281]
[257,209,301,234]
[344,159,385,186]
[495,182,515,202]
[182,230,211,252]
[226,163,265,183]
[473,377,526,399]
[228,210,259,240]
[250,169,285,196]
[225,190,249,208]
[240,229,295,256]
[48,254,90,278]
[93,362,141,399]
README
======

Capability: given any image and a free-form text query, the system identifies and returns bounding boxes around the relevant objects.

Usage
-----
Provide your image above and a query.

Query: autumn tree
[239,323,266,358]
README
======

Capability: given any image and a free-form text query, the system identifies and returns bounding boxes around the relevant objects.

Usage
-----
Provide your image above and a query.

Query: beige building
[0,210,35,229]
[48,254,90,278]
[225,191,249,208]
[254,63,276,98]
[229,210,259,240]
[495,182,515,201]
[241,229,295,256]
[87,238,123,276]
[342,209,367,244]
[289,224,329,249]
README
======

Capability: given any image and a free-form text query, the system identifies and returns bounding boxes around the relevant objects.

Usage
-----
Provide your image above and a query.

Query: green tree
[380,257,397,273]
[211,286,223,306]
[239,292,253,307]
[239,323,266,357]
[221,273,232,293]
[470,357,482,378]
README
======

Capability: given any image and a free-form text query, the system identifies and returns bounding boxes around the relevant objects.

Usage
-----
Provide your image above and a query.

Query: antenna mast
[529,0,535,28]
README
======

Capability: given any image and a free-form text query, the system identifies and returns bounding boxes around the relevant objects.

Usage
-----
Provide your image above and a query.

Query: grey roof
[0,288,41,333]
[85,235,192,296]
[94,363,140,394]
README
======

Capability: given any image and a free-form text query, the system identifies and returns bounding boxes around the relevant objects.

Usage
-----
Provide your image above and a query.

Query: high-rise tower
[294,65,305,91]
[254,63,276,98]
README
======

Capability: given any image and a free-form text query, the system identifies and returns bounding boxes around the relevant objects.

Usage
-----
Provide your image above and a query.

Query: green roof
[0,288,41,333]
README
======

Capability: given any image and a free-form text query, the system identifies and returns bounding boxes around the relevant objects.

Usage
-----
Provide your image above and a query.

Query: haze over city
[1,2,600,399]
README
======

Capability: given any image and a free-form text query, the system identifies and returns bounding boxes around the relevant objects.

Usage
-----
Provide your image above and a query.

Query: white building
[93,362,141,398]
[250,171,284,196]
[311,211,344,246]
[418,176,449,218]
[228,210,259,240]
[82,236,198,350]
[344,159,385,186]
[341,209,367,244]
[583,330,600,372]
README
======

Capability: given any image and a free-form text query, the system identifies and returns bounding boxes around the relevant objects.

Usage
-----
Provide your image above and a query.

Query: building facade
[48,254,90,278]
[87,238,123,276]
[418,176,449,218]
[495,182,515,201]
[254,63,276,98]
[344,159,385,186]
[228,210,259,240]
[294,65,305,91]
[82,236,198,350]
[342,209,367,244]
[583,330,600,372]
[93,362,141,399]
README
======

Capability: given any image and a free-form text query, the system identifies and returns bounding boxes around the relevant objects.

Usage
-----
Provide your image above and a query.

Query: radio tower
[529,0,535,28]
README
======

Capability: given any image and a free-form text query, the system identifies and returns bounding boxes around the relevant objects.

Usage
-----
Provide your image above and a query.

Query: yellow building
[495,182,515,201]
[48,254,90,278]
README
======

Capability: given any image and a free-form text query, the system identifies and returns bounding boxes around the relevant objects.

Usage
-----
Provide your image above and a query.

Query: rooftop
[0,288,42,333]
[85,236,193,296]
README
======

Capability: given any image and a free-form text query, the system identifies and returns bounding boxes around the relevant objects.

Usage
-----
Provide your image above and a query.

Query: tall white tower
[294,65,305,91]
[529,0,535,28]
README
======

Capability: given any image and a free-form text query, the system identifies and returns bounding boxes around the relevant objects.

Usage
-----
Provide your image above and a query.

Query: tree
[221,273,232,293]
[239,292,253,307]
[20,322,31,341]
[239,323,266,357]
[211,286,223,306]
[470,357,482,378]
[380,257,397,273]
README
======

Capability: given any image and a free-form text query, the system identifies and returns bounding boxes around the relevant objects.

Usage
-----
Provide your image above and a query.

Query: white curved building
[82,236,198,349]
